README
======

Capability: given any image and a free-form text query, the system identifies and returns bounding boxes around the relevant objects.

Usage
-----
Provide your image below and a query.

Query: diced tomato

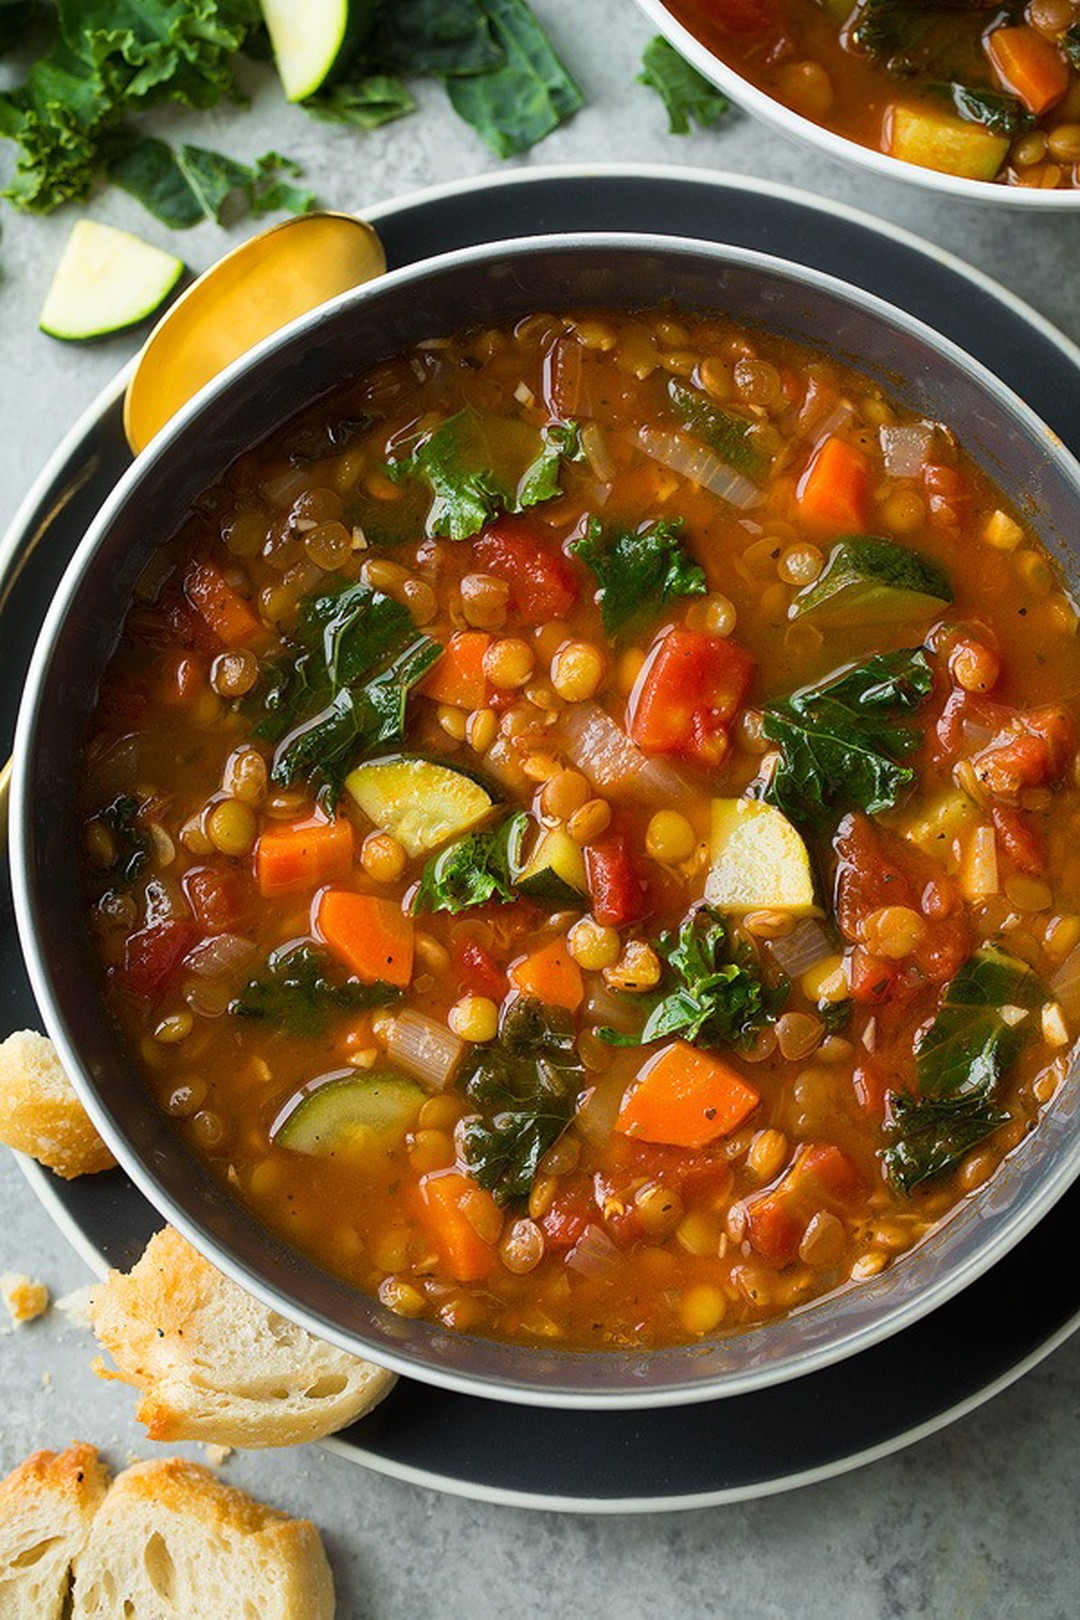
[743,1143,861,1267]
[991,806,1045,876]
[972,706,1076,797]
[117,920,200,1003]
[834,813,969,990]
[540,1180,595,1254]
[585,835,648,927]
[472,517,578,624]
[848,947,899,1006]
[853,1058,889,1118]
[628,627,754,766]
[182,866,253,935]
[184,559,261,647]
[452,937,508,1001]
[922,462,971,530]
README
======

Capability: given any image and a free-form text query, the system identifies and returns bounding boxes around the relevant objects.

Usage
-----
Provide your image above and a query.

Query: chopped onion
[575,1082,623,1147]
[560,702,687,804]
[960,718,995,751]
[638,428,761,511]
[880,423,934,479]
[544,336,582,417]
[581,421,615,484]
[807,399,854,444]
[766,918,833,978]
[1051,945,1080,1020]
[387,1009,464,1092]
[185,933,256,977]
[566,1223,620,1278]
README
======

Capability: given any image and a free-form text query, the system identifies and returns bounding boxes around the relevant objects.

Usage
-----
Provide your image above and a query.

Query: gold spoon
[123,209,387,454]
[2,210,387,853]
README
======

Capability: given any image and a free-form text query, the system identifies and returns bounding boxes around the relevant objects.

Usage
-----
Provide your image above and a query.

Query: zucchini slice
[515,825,589,905]
[705,799,820,915]
[887,103,1010,181]
[793,538,952,626]
[345,754,499,858]
[272,1070,424,1156]
[261,0,371,101]
[39,221,184,343]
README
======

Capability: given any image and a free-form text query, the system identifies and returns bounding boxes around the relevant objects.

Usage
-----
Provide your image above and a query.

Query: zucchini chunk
[272,1070,424,1156]
[887,103,1010,181]
[514,825,589,905]
[793,538,952,627]
[903,788,980,860]
[260,0,371,101]
[39,221,184,342]
[704,799,820,915]
[345,754,499,858]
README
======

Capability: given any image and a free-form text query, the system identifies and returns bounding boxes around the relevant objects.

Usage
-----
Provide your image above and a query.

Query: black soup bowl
[11,235,1080,1407]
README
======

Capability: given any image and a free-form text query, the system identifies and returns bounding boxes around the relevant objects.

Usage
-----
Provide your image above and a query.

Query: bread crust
[90,1227,396,1447]
[0,1031,115,1179]
[70,1458,334,1619]
[0,1443,110,1620]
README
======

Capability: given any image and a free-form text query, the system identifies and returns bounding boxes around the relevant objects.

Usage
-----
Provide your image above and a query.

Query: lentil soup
[668,0,1080,189]
[79,308,1080,1352]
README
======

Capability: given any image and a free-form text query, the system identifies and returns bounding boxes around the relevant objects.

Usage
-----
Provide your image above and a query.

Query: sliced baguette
[90,1227,395,1447]
[71,1457,334,1619]
[0,1443,110,1619]
[0,1031,116,1179]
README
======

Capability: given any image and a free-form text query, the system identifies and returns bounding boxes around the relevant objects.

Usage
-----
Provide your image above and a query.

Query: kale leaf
[1065,23,1080,69]
[95,793,150,885]
[253,581,440,805]
[933,81,1035,135]
[850,0,994,79]
[108,136,312,227]
[232,943,400,1038]
[762,647,933,829]
[569,516,706,637]
[413,812,527,915]
[457,996,585,1204]
[0,0,260,213]
[667,379,768,481]
[445,0,583,158]
[599,909,786,1050]
[389,410,581,541]
[372,0,504,76]
[883,946,1045,1193]
[636,35,730,135]
[304,74,417,131]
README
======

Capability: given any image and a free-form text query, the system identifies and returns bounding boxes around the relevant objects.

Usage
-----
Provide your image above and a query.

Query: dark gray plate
[3,166,1079,1510]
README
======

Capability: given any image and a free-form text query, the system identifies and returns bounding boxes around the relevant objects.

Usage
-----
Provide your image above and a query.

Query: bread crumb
[55,1285,94,1330]
[1,1271,50,1325]
[202,1444,233,1467]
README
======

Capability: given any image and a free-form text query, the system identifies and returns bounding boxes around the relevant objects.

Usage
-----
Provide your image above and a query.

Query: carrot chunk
[796,435,871,533]
[986,26,1069,116]
[616,1041,760,1149]
[255,817,354,897]
[421,631,492,710]
[184,559,261,646]
[510,936,584,1012]
[315,888,414,987]
[415,1171,499,1282]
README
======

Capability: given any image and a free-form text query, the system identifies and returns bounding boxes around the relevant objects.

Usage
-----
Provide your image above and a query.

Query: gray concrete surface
[1,4,1079,1616]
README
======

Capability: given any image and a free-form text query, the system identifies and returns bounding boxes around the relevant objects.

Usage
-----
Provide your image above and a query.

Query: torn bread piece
[71,1457,334,1620]
[89,1227,396,1447]
[0,1032,115,1179]
[0,1443,109,1620]
[1,1272,50,1326]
